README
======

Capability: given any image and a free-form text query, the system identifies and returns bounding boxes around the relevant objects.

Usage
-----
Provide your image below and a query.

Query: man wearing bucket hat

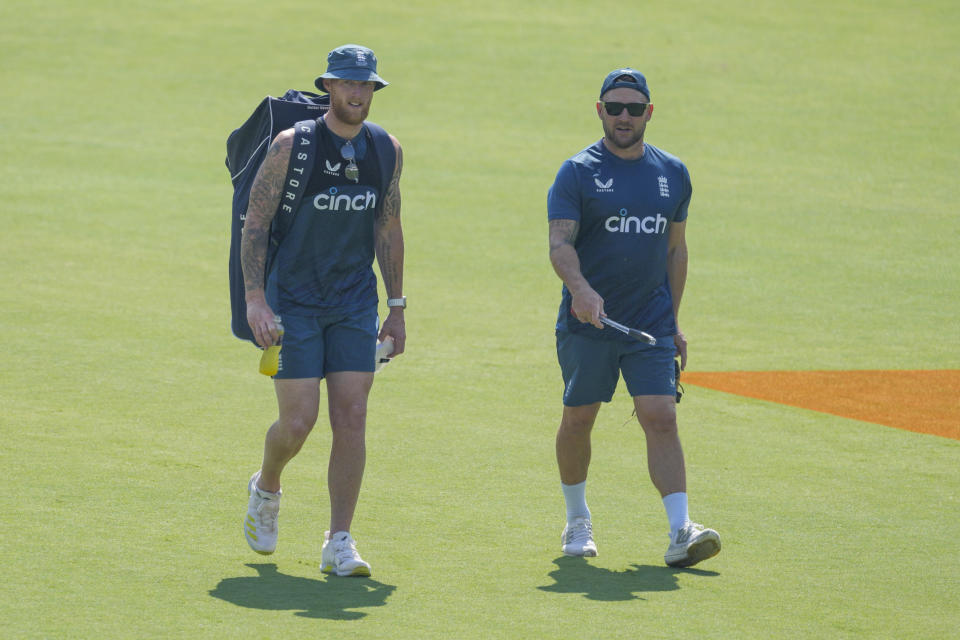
[240,44,405,577]
[546,68,721,567]
[316,43,389,90]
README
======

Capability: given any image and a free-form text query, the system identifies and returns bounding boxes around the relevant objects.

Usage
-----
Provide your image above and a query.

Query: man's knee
[274,378,321,442]
[328,386,369,432]
[634,397,678,437]
[278,413,318,442]
[330,399,367,432]
[326,372,373,430]
[560,403,601,433]
[638,415,678,438]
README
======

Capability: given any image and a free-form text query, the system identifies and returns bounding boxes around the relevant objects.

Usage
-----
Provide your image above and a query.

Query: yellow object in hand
[258,319,284,376]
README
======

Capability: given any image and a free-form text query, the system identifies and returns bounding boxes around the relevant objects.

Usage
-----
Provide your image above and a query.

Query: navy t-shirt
[267,120,383,315]
[547,140,691,340]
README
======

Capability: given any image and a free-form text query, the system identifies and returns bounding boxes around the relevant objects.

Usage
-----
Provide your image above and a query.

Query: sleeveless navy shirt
[267,119,384,315]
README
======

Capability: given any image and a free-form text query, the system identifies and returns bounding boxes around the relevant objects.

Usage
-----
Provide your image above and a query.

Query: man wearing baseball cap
[546,67,721,567]
[241,44,405,577]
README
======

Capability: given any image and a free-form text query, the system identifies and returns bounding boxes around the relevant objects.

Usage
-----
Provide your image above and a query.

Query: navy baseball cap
[315,44,389,92]
[599,68,650,100]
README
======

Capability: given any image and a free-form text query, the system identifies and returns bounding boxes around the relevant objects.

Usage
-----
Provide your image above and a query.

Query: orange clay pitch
[681,370,960,440]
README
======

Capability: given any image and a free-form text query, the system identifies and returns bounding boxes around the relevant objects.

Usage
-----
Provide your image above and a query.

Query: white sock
[561,481,590,522]
[662,492,689,537]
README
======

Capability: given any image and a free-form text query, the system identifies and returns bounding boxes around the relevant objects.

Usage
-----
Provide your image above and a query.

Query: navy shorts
[274,306,379,379]
[557,330,677,406]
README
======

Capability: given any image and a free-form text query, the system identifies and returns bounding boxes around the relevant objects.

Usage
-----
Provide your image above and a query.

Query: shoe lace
[256,497,279,532]
[566,519,593,545]
[333,536,362,563]
[673,522,703,544]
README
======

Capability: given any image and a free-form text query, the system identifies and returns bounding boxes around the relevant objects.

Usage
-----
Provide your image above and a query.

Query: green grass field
[2,1,958,637]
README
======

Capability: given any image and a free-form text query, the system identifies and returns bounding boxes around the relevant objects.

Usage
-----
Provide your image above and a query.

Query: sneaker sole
[562,547,598,557]
[247,542,275,556]
[321,563,371,577]
[665,536,721,568]
[244,525,277,555]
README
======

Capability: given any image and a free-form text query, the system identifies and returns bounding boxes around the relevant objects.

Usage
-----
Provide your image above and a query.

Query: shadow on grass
[209,563,397,620]
[537,556,719,601]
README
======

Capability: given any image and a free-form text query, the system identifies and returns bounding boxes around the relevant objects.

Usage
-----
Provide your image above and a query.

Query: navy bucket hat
[315,44,389,92]
[599,68,650,100]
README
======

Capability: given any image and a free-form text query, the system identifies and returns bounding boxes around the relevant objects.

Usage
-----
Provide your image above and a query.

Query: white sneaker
[244,471,281,555]
[321,531,372,577]
[664,522,721,567]
[561,516,598,557]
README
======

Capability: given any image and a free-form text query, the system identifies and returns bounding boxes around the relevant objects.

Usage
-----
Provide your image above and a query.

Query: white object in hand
[375,337,394,373]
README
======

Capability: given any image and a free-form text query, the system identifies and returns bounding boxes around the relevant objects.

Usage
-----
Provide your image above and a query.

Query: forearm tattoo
[380,143,403,223]
[241,135,291,292]
[549,219,579,253]
[376,142,404,295]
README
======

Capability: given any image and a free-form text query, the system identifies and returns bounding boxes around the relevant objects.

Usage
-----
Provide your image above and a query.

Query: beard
[330,99,369,126]
[603,120,646,149]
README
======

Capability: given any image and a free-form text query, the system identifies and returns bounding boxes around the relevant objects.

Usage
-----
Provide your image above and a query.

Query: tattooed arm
[374,135,406,355]
[548,218,604,328]
[240,129,293,348]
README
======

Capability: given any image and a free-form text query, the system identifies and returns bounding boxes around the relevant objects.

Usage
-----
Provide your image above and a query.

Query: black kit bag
[225,89,396,343]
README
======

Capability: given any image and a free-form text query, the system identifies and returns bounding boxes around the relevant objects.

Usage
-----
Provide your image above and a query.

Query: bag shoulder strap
[268,118,317,255]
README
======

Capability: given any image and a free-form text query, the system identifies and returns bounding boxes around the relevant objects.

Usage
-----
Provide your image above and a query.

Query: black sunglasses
[601,101,650,117]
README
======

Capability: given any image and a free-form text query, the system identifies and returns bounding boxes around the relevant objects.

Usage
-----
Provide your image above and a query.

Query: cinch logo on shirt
[605,208,668,234]
[312,186,377,213]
